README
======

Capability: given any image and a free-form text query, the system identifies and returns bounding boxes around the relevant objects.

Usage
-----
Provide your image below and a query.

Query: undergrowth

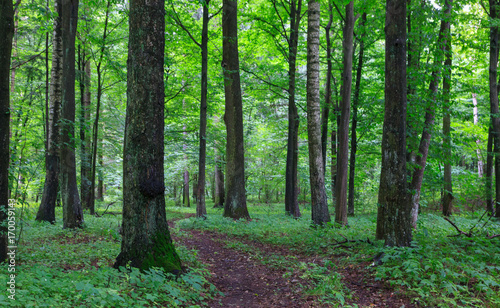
[0,203,219,307]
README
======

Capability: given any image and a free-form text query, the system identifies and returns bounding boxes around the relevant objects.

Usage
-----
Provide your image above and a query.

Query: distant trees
[115,0,181,272]
[222,0,250,220]
[376,0,412,246]
[0,0,15,261]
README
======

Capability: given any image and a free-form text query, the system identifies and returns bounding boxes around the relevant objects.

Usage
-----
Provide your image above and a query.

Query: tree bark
[442,32,453,217]
[284,0,302,218]
[114,0,181,272]
[196,0,210,218]
[490,0,500,218]
[486,127,494,214]
[307,0,330,226]
[410,0,452,228]
[222,0,250,220]
[375,0,412,247]
[78,47,92,214]
[60,0,84,228]
[335,1,354,226]
[348,12,367,217]
[472,94,484,177]
[37,0,63,223]
[0,0,14,262]
[321,2,332,176]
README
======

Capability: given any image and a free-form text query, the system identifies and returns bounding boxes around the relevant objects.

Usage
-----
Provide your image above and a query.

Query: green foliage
[375,214,500,307]
[0,205,218,307]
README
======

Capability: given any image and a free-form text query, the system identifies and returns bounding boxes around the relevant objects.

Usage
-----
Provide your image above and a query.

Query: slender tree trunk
[486,127,494,213]
[348,13,367,217]
[79,47,92,213]
[307,0,330,226]
[472,94,484,177]
[376,0,412,247]
[60,0,84,229]
[37,0,63,223]
[490,0,500,217]
[331,79,339,202]
[196,0,210,218]
[410,0,452,228]
[442,33,453,217]
[321,2,332,175]
[284,0,302,218]
[222,0,249,220]
[0,0,14,262]
[335,1,354,226]
[114,0,181,272]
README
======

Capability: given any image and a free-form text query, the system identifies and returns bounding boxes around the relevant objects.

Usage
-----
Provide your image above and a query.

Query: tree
[114,0,181,272]
[442,27,453,217]
[335,1,355,226]
[489,0,500,217]
[375,0,412,246]
[60,0,83,228]
[0,0,14,261]
[36,0,63,223]
[222,0,250,220]
[284,0,303,218]
[409,0,452,227]
[307,0,330,226]
[348,12,367,217]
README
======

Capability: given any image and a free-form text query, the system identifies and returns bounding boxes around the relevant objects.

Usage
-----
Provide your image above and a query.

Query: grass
[2,201,499,307]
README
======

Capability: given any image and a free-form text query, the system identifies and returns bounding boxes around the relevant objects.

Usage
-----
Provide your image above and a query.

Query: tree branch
[241,67,288,92]
[170,5,201,48]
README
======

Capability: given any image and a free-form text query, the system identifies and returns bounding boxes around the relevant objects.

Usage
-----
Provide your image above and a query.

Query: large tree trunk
[410,0,452,228]
[0,0,14,261]
[60,0,84,229]
[114,0,181,272]
[307,0,330,226]
[196,0,210,218]
[37,0,63,223]
[490,0,500,217]
[442,35,453,217]
[222,0,250,220]
[284,0,302,218]
[348,13,367,217]
[376,0,412,247]
[335,1,354,226]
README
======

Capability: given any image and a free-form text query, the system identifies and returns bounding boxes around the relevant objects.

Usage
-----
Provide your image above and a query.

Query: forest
[1,0,500,306]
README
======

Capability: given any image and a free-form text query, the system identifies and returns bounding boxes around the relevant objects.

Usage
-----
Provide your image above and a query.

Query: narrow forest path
[171,217,416,307]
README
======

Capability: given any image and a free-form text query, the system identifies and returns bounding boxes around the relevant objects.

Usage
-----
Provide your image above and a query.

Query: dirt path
[171,219,416,307]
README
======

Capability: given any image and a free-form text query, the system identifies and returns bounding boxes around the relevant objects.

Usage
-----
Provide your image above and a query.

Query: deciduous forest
[1,0,500,306]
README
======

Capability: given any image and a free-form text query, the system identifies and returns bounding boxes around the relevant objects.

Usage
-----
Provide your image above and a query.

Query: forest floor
[171,213,416,308]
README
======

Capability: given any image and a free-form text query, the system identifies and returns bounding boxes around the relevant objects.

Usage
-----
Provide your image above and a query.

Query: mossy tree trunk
[37,0,62,223]
[307,0,330,226]
[376,0,412,247]
[0,0,14,262]
[114,0,181,273]
[222,0,250,220]
[60,0,83,229]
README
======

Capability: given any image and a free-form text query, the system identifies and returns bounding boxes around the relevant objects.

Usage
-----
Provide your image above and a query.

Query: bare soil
[171,217,417,308]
